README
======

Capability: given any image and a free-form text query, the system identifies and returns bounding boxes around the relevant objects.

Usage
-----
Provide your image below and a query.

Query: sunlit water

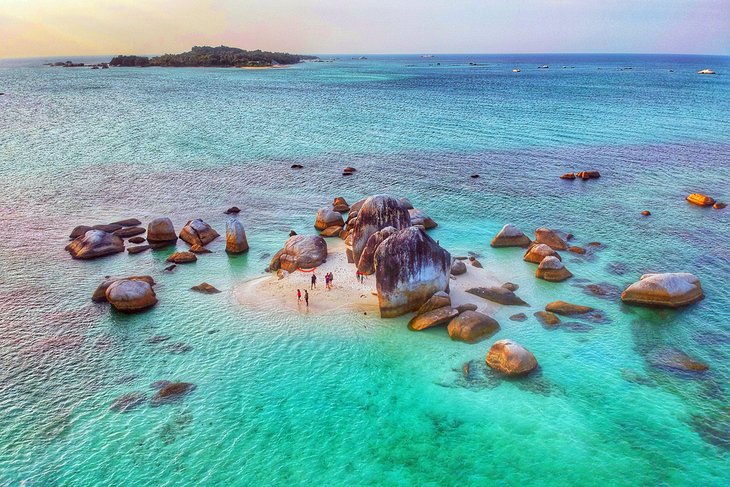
[0,54,729,485]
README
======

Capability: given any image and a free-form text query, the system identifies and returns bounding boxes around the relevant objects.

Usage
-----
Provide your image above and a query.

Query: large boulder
[408,208,437,229]
[534,228,568,250]
[357,226,397,274]
[110,218,142,227]
[167,251,197,264]
[486,339,538,376]
[686,193,716,207]
[105,279,157,312]
[147,217,177,244]
[621,273,703,308]
[450,260,467,276]
[408,306,458,331]
[490,224,531,248]
[350,194,411,265]
[225,219,249,254]
[180,219,219,247]
[92,276,155,302]
[332,197,350,213]
[545,300,594,316]
[320,225,344,237]
[416,291,451,315]
[314,207,345,231]
[524,243,561,264]
[536,256,573,282]
[466,287,528,306]
[374,227,451,318]
[269,235,328,273]
[65,230,124,259]
[447,311,500,343]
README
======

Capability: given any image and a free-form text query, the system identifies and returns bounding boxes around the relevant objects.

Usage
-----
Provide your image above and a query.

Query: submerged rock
[314,207,345,231]
[166,251,197,264]
[151,382,196,405]
[536,256,573,282]
[534,228,568,250]
[269,235,327,273]
[447,311,500,343]
[147,217,177,244]
[416,291,451,315]
[490,224,531,248]
[582,282,622,300]
[408,306,458,331]
[523,244,561,264]
[110,392,147,412]
[486,339,538,376]
[466,287,528,306]
[534,310,560,327]
[509,313,528,322]
[350,194,411,265]
[686,193,716,207]
[65,230,124,259]
[621,273,703,308]
[180,219,219,247]
[225,219,249,254]
[450,260,467,276]
[374,226,451,318]
[92,276,155,302]
[105,279,157,312]
[646,348,709,373]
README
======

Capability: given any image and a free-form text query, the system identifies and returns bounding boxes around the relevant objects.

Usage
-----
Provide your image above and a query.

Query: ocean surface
[0,53,729,486]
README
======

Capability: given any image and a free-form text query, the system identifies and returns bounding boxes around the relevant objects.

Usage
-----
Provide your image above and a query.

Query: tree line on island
[110,46,317,68]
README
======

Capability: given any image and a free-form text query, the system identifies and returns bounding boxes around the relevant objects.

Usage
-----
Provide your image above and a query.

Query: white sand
[235,238,507,317]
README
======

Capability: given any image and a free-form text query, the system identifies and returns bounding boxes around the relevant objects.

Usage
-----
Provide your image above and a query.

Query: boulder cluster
[560,170,600,180]
[686,193,725,210]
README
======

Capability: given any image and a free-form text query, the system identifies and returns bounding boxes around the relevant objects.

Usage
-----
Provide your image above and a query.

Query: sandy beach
[235,238,506,317]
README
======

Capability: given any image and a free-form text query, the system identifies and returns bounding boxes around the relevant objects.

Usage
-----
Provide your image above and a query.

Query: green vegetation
[110,46,316,68]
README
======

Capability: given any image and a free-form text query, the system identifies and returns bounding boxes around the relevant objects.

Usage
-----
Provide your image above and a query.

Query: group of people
[355,271,367,283]
[296,288,309,306]
[298,272,337,307]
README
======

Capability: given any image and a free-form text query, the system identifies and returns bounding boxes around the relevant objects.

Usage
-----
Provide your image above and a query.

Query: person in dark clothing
[311,274,317,289]
[304,290,309,306]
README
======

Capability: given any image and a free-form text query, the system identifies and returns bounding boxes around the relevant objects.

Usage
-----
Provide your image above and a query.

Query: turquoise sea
[0,53,729,485]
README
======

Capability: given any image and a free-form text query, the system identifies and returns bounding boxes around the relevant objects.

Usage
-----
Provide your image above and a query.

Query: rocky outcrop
[408,208,437,229]
[65,230,124,259]
[447,311,500,343]
[350,194,411,265]
[450,260,467,276]
[576,170,600,180]
[357,226,397,274]
[147,217,177,244]
[332,197,350,213]
[191,282,221,294]
[314,207,345,231]
[490,224,531,248]
[560,172,576,180]
[269,235,328,272]
[620,273,703,308]
[686,194,716,207]
[166,251,197,264]
[180,219,219,247]
[105,279,157,312]
[374,227,451,318]
[225,219,249,254]
[545,301,593,316]
[466,287,528,306]
[536,256,573,282]
[92,276,155,302]
[714,202,726,210]
[523,244,561,264]
[486,339,538,376]
[416,291,451,315]
[408,306,458,331]
[534,228,568,250]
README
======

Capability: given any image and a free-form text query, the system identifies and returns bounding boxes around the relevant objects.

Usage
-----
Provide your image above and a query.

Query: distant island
[109,45,317,68]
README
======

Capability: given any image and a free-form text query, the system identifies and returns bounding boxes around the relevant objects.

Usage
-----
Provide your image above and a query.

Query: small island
[109,45,317,68]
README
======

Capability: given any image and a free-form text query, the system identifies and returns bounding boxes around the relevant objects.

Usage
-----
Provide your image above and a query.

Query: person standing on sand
[304,290,309,307]
[311,274,317,289]
[297,289,301,302]
[329,272,334,287]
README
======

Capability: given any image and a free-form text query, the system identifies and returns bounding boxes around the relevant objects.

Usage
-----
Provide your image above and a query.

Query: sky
[1,0,729,58]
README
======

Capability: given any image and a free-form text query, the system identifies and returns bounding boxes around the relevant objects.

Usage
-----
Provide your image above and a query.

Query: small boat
[512,68,521,72]
[421,54,434,58]
[538,65,549,69]
[697,69,716,75]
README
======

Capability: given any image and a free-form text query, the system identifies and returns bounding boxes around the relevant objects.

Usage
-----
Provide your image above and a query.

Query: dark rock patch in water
[165,342,193,354]
[110,392,147,412]
[560,321,595,333]
[453,360,500,390]
[509,313,528,322]
[151,382,196,406]
[148,335,171,344]
[581,282,622,300]
[646,348,709,376]
[607,262,630,276]
[689,410,730,451]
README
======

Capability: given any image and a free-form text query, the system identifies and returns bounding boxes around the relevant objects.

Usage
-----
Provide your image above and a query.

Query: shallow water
[0,54,729,485]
